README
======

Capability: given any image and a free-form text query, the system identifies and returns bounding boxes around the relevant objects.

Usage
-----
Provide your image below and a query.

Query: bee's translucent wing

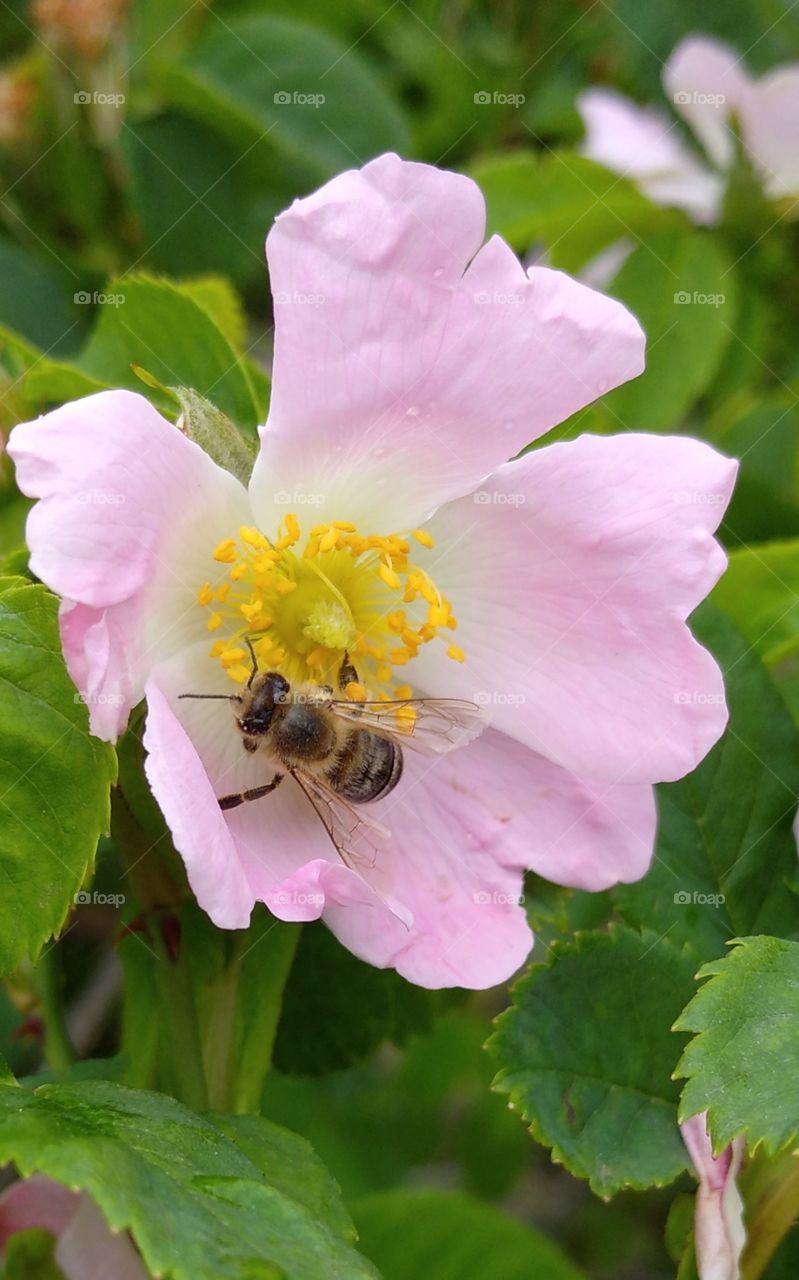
[329,697,488,755]
[291,768,391,872]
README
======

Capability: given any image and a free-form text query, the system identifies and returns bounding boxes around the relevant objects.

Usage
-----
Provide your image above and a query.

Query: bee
[179,642,486,871]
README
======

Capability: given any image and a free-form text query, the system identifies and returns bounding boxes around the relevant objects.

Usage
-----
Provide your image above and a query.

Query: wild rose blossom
[579,35,799,225]
[9,154,736,988]
[0,1175,148,1278]
[681,1114,746,1280]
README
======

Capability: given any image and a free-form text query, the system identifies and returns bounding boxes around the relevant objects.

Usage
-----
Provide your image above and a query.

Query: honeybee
[179,644,486,870]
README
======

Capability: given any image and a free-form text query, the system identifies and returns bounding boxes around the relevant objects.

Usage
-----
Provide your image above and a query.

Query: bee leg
[339,651,359,692]
[244,636,259,688]
[218,773,284,811]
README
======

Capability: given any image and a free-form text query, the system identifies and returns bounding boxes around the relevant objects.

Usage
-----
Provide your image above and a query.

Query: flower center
[196,513,465,696]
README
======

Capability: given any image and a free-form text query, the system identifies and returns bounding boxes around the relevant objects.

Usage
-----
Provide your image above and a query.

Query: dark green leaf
[489,926,697,1196]
[352,1188,585,1280]
[0,1080,377,1280]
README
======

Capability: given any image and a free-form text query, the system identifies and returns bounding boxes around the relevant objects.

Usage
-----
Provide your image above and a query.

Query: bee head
[237,671,291,738]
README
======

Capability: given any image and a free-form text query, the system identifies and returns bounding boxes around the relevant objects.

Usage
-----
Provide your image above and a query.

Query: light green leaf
[708,395,799,544]
[489,926,697,1196]
[0,1080,377,1280]
[78,273,260,428]
[174,387,257,486]
[602,228,738,430]
[471,150,673,268]
[675,936,799,1154]
[164,14,409,178]
[613,604,799,959]
[352,1188,585,1280]
[0,579,116,974]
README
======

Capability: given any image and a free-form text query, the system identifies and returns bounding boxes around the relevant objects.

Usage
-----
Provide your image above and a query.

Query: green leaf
[0,239,79,356]
[614,605,799,959]
[0,1047,15,1085]
[708,395,799,544]
[78,273,260,428]
[602,228,738,430]
[175,387,257,485]
[0,579,116,974]
[0,1080,377,1280]
[273,922,462,1076]
[675,936,799,1154]
[163,14,409,179]
[352,1189,585,1280]
[470,150,673,269]
[489,926,697,1196]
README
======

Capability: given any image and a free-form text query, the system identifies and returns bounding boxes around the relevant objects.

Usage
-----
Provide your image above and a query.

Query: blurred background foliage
[2,1,799,1278]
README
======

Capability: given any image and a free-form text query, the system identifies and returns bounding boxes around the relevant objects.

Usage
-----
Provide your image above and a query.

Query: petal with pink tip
[681,1113,746,1280]
[407,432,736,784]
[0,1176,78,1251]
[577,87,724,223]
[249,153,645,532]
[9,391,250,739]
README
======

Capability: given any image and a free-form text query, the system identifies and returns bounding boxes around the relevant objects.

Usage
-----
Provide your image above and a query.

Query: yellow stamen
[412,529,434,548]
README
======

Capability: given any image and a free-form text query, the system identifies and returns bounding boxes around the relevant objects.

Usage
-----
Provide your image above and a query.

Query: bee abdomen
[328,730,403,803]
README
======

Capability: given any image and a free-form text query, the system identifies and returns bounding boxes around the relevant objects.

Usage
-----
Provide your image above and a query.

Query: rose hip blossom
[578,34,799,224]
[9,154,736,988]
[0,1175,148,1279]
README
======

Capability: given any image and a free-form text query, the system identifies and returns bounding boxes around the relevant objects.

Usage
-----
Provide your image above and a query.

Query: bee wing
[329,697,488,756]
[291,768,391,872]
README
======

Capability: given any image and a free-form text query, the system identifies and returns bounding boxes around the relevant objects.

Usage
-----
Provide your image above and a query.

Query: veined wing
[329,697,487,755]
[291,768,391,872]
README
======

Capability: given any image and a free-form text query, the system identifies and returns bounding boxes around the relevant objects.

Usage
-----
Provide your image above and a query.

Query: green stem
[154,924,209,1113]
[204,934,246,1112]
[741,1151,799,1280]
[36,944,75,1072]
[232,921,301,1115]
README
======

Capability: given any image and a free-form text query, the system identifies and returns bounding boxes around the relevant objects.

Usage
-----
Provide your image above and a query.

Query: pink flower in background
[9,154,736,988]
[579,35,799,224]
[681,1114,746,1280]
[0,1175,147,1279]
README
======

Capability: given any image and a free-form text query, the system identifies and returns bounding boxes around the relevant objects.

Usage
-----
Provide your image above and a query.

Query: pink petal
[408,432,737,784]
[741,65,799,199]
[578,87,724,223]
[681,1113,746,1280]
[0,1175,78,1251]
[9,391,250,739]
[55,1193,149,1280]
[249,152,644,532]
[664,37,749,171]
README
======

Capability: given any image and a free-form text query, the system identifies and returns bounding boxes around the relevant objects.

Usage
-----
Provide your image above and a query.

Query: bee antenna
[177,693,239,701]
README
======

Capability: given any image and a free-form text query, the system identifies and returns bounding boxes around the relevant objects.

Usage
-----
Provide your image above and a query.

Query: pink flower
[681,1113,746,1280]
[9,154,736,988]
[0,1175,148,1279]
[579,35,799,224]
